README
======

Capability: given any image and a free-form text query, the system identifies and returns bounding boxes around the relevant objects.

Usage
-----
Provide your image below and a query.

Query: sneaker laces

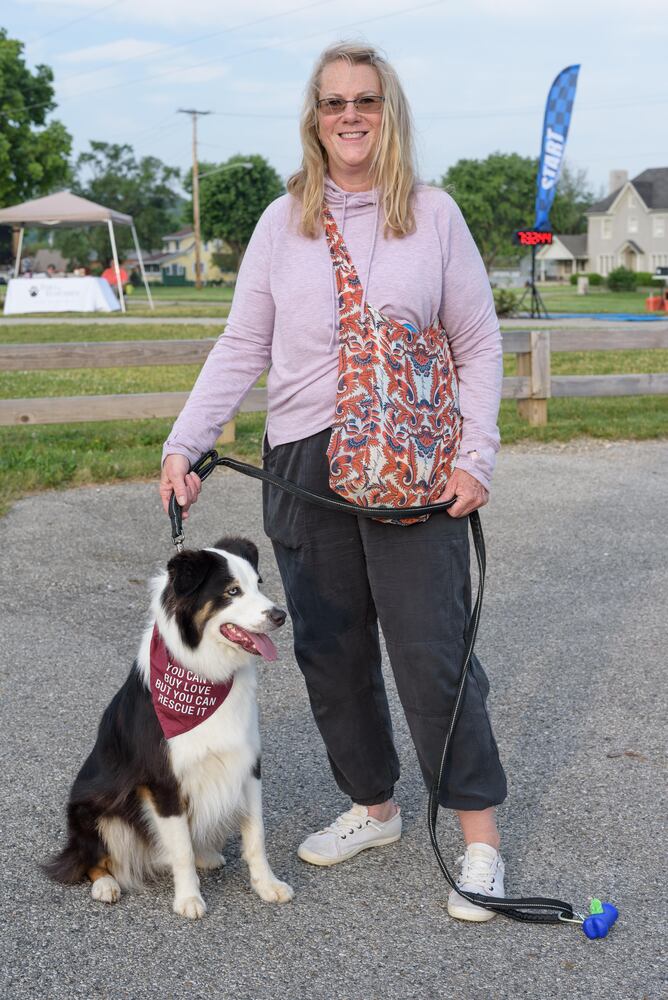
[455,850,498,891]
[319,809,368,840]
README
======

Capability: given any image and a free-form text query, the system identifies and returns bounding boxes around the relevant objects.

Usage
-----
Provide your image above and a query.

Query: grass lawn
[1,324,666,517]
[0,323,221,345]
[533,283,661,315]
[0,412,266,518]
[0,310,668,513]
[132,285,234,302]
[0,284,231,320]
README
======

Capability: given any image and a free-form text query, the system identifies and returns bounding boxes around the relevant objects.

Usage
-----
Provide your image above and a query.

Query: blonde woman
[160,42,507,922]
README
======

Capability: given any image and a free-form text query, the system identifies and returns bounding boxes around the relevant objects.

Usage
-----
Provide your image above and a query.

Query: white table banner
[3,277,121,314]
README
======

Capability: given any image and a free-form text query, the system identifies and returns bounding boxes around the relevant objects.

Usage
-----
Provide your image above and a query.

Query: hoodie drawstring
[360,195,379,322]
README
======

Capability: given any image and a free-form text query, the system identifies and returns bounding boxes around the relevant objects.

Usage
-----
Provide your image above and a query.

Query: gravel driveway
[1,440,666,1000]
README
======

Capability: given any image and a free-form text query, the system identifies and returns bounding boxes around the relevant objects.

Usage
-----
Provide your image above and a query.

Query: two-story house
[586,167,668,276]
[157,228,231,284]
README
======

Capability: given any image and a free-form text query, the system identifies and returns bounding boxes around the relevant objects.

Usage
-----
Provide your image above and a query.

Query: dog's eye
[226,586,242,597]
[257,576,263,585]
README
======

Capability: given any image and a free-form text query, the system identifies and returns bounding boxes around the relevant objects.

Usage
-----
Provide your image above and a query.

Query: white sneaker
[297,804,402,866]
[447,842,505,922]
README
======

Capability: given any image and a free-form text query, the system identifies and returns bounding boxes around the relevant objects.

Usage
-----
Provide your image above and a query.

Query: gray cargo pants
[262,428,507,810]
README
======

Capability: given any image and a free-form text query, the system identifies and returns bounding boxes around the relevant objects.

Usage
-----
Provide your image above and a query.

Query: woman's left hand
[436,468,489,518]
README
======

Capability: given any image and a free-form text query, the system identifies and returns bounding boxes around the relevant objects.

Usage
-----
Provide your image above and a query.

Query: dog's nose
[265,606,286,627]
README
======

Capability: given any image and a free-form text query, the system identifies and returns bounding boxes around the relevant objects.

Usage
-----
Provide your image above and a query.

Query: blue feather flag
[534,65,580,231]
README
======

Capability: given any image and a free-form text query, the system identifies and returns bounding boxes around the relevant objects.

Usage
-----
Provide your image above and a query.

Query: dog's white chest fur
[167,664,260,845]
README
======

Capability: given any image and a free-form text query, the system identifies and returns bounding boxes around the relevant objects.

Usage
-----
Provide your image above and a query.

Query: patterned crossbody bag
[323,206,462,524]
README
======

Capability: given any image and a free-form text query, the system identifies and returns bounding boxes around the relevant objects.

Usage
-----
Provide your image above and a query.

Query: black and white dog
[45,537,293,918]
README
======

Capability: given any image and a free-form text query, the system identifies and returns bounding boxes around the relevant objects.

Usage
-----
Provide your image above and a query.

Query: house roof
[588,167,668,213]
[0,191,133,227]
[617,239,644,254]
[162,227,194,240]
[556,234,588,258]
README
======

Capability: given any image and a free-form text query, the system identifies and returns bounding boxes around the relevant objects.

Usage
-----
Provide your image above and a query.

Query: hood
[323,175,381,348]
[323,175,379,213]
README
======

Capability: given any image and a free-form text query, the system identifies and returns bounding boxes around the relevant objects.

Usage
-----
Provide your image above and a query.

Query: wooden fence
[1,326,667,430]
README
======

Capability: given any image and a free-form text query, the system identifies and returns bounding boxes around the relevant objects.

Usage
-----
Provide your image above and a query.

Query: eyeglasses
[316,95,385,116]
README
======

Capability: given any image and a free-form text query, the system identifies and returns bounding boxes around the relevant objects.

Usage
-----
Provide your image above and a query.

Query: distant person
[46,264,57,278]
[160,41,507,923]
[101,261,128,288]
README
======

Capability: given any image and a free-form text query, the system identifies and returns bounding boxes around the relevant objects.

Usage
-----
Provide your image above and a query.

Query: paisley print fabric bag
[323,206,462,524]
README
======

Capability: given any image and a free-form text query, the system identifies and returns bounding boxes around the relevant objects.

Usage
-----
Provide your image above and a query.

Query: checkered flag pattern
[534,64,580,230]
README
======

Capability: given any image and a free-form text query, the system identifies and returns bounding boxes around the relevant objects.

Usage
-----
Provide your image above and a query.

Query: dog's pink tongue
[247,631,278,661]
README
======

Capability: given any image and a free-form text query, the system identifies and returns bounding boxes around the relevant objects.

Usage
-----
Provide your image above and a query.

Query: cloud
[60,38,167,64]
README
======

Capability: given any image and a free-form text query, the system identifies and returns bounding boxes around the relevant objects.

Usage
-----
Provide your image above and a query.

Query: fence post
[516,330,551,426]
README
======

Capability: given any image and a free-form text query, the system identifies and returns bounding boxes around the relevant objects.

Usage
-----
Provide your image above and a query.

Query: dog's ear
[167,550,215,597]
[213,536,260,574]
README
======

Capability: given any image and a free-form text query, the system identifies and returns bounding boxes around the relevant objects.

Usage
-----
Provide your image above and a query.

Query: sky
[4,0,667,200]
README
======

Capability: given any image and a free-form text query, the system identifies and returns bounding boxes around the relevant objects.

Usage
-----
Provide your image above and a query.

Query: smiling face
[317,59,383,191]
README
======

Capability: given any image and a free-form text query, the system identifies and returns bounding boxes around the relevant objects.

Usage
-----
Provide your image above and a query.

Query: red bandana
[150,625,234,740]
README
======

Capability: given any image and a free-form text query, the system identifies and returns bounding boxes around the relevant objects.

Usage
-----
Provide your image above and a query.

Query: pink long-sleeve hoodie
[163,176,502,489]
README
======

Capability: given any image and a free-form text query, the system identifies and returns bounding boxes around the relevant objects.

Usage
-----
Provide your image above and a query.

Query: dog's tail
[42,840,92,884]
[42,802,104,884]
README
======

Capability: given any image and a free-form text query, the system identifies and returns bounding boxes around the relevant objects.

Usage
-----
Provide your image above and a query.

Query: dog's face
[162,536,286,661]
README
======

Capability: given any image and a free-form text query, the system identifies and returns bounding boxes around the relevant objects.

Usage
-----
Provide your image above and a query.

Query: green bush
[634,271,654,288]
[493,287,519,316]
[607,267,637,292]
[571,272,605,287]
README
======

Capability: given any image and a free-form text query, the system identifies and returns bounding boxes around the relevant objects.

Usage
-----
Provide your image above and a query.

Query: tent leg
[131,224,154,310]
[107,219,126,313]
[14,227,24,277]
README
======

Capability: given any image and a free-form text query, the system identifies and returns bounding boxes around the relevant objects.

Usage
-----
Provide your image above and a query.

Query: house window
[628,216,638,234]
[598,254,616,276]
[651,253,668,269]
[653,216,666,238]
[601,218,611,239]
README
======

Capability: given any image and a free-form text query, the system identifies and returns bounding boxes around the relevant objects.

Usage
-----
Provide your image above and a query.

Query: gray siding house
[586,167,668,275]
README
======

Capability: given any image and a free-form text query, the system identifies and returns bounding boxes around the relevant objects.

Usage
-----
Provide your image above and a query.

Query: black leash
[167,449,616,933]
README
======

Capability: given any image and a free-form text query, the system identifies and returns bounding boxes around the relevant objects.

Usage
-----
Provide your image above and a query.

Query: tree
[0,28,72,207]
[197,154,284,261]
[550,162,597,235]
[440,153,596,270]
[57,141,183,264]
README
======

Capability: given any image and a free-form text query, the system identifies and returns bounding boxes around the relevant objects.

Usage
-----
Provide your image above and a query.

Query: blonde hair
[287,41,417,238]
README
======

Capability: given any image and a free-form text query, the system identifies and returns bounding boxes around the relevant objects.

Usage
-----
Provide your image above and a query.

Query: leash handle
[168,450,220,550]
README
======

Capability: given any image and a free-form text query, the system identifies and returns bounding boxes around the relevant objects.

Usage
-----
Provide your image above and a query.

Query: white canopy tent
[0,191,154,312]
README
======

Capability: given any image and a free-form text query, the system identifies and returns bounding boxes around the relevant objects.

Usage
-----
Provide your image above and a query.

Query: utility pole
[178,108,211,290]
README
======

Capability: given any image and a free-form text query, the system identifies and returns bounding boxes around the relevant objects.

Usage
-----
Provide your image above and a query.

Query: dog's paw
[91,876,121,904]
[253,877,294,904]
[173,894,207,919]
[195,850,226,871]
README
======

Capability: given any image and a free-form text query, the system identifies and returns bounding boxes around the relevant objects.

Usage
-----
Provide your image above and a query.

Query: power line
[53,0,336,87]
[4,0,450,117]
[26,0,127,46]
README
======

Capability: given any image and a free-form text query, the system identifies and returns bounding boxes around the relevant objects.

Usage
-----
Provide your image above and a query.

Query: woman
[160,41,507,923]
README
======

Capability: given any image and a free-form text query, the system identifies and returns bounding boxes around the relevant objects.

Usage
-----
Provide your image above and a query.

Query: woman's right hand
[160,454,202,520]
